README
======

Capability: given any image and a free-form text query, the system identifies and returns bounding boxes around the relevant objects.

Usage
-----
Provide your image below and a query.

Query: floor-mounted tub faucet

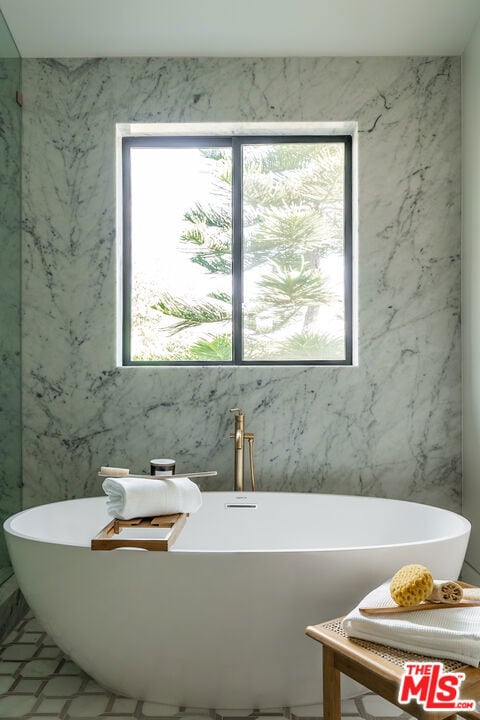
[229,408,256,492]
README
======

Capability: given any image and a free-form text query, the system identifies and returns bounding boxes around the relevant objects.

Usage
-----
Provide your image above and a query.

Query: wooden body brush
[360,564,480,615]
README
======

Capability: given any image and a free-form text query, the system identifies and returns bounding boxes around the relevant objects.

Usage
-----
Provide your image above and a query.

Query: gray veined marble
[0,13,22,575]
[21,57,461,510]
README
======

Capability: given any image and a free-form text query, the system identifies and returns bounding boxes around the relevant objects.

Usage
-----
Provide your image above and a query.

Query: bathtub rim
[4,492,471,555]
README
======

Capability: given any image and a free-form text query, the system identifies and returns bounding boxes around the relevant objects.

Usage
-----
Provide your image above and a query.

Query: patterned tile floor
[0,611,414,720]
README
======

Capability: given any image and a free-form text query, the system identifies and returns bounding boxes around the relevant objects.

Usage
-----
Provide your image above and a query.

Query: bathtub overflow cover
[225,503,258,509]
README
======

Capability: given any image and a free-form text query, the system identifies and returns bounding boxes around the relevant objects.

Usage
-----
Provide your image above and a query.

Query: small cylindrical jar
[150,458,176,477]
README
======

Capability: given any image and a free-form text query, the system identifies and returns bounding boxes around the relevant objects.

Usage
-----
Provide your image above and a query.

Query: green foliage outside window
[131,141,346,362]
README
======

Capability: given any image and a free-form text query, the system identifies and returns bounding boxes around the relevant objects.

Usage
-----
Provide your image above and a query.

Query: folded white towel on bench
[342,581,480,667]
[102,476,202,520]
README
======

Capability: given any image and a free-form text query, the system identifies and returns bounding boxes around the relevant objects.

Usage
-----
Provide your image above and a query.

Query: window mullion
[232,138,243,363]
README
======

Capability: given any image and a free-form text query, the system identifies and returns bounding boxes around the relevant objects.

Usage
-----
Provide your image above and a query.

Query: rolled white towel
[102,476,202,520]
[342,581,480,667]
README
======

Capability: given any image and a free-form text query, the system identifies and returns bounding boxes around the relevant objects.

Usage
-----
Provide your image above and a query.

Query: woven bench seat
[306,617,480,720]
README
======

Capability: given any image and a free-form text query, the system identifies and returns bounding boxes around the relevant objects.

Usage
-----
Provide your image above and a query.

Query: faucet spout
[235,428,243,450]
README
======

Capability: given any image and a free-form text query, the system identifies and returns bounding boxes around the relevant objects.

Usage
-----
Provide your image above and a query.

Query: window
[122,135,352,365]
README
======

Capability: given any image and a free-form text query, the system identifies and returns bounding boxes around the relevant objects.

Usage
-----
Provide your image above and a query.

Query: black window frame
[122,134,353,366]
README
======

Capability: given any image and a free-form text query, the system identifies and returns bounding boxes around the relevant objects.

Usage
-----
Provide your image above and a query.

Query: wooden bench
[306,617,480,720]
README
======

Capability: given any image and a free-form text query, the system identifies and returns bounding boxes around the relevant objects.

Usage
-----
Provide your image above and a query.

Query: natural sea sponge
[390,564,434,606]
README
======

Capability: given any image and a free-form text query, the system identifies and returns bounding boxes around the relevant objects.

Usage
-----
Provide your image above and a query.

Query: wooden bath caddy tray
[91,513,187,551]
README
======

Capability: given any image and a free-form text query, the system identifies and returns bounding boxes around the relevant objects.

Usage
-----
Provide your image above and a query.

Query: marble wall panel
[0,21,22,572]
[21,57,461,510]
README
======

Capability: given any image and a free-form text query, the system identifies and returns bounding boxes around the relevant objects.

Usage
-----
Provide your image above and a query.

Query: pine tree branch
[151,293,231,334]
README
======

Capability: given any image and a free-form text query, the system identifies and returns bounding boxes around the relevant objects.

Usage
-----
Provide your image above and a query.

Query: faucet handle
[229,408,244,416]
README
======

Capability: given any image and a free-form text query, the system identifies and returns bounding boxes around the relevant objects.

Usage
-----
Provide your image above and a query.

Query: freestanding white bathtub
[4,492,470,709]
